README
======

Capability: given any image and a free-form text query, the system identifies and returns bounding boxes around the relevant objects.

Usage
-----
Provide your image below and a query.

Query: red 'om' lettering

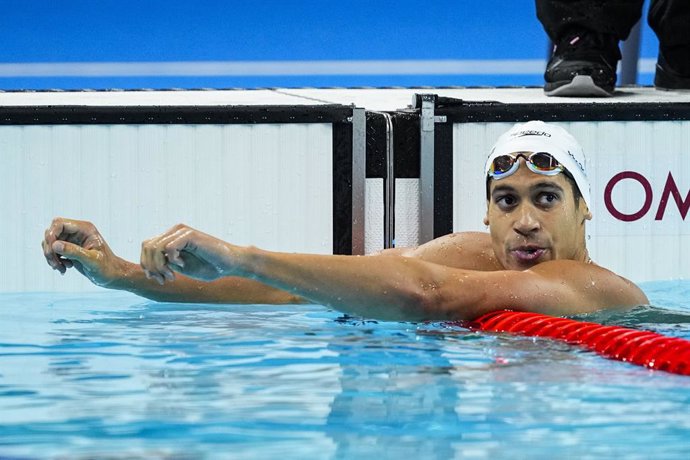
[604,171,690,222]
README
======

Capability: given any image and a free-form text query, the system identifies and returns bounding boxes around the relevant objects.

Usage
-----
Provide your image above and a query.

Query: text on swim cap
[511,130,552,138]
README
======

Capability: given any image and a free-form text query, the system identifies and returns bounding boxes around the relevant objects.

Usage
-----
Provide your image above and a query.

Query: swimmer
[42,121,648,321]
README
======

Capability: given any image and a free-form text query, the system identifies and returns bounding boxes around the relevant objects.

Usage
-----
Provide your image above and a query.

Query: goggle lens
[529,152,560,171]
[491,156,516,174]
[489,152,563,178]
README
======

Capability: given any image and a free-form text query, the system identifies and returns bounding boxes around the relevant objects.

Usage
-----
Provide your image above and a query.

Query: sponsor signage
[604,171,690,222]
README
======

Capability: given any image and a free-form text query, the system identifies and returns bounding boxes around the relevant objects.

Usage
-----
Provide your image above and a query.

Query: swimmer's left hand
[140,224,243,284]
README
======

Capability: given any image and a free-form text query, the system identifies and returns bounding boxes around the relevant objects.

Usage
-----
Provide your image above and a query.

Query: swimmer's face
[484,160,592,270]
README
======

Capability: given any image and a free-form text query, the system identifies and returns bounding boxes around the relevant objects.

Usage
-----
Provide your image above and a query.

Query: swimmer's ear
[483,198,491,226]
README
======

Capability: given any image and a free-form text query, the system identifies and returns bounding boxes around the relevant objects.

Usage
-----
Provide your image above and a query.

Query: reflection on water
[0,281,689,458]
[325,321,462,459]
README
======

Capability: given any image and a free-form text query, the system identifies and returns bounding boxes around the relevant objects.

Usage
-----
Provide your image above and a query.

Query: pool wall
[1,88,688,292]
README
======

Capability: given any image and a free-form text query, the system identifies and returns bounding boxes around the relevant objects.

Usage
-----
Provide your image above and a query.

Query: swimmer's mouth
[511,246,547,263]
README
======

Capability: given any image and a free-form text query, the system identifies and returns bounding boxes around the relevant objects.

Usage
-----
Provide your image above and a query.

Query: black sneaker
[544,29,621,97]
[655,47,690,91]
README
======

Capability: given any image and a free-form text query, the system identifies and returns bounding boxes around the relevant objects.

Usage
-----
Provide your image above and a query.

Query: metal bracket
[421,97,436,132]
[419,94,436,244]
[350,108,366,255]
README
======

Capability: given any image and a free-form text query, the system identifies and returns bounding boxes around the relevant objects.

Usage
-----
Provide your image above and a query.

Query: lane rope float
[464,310,690,376]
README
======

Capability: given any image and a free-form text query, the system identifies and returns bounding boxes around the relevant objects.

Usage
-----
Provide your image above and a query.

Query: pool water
[2,281,690,459]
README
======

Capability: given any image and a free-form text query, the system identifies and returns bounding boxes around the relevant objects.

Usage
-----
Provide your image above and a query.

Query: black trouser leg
[649,0,690,74]
[648,0,690,46]
[536,0,645,41]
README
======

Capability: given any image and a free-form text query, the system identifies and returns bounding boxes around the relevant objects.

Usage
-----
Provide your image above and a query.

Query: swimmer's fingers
[140,226,191,284]
[51,240,99,269]
[157,230,188,270]
[153,229,190,282]
[163,228,240,280]
[140,236,166,285]
[43,218,98,273]
[142,224,234,283]
[47,218,92,244]
[42,238,65,274]
[43,219,70,272]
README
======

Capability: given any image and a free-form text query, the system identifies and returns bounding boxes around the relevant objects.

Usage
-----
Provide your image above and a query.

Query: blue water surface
[1,281,690,459]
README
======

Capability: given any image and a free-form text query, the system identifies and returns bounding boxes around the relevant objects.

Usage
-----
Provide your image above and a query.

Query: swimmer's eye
[536,192,560,207]
[495,194,518,208]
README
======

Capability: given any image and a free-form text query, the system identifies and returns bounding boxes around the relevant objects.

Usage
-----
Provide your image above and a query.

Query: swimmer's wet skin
[43,121,648,321]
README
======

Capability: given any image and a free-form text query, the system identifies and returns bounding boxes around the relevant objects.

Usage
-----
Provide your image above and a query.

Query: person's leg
[648,0,690,89]
[536,0,644,96]
[537,0,644,40]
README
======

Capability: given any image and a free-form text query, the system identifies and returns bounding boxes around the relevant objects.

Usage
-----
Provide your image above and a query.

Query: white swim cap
[485,120,591,210]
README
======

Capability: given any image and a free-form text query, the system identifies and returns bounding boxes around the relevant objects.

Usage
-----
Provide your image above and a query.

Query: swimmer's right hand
[42,218,126,287]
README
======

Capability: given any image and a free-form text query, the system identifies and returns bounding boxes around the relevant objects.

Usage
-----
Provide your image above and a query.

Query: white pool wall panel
[395,178,420,249]
[365,178,384,254]
[0,123,334,293]
[363,179,420,253]
[453,121,690,282]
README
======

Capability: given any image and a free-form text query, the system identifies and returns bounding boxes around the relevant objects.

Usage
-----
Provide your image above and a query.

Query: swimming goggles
[488,151,564,179]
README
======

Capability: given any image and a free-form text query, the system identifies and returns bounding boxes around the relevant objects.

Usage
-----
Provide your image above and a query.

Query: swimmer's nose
[513,205,540,236]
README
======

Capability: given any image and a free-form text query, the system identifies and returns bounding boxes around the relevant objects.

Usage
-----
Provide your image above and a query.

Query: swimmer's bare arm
[42,220,493,304]
[141,224,648,321]
[42,218,305,304]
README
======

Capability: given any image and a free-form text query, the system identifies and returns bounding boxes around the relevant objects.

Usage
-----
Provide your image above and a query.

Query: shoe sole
[655,86,690,92]
[545,75,614,97]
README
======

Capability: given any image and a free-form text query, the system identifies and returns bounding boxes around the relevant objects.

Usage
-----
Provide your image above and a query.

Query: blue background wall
[0,0,658,90]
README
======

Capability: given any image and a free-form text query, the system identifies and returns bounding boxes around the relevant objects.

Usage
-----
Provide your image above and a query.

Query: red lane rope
[465,310,690,376]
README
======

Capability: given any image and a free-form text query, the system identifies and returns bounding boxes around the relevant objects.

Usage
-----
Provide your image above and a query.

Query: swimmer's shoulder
[402,231,501,270]
[529,259,649,308]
